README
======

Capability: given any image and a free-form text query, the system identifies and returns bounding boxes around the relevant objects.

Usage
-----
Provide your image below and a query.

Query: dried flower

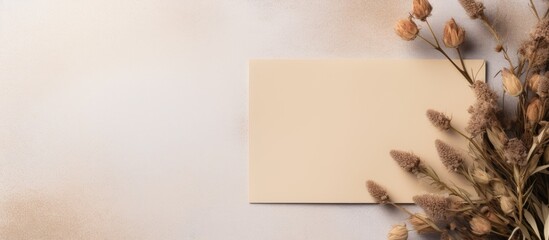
[412,0,432,21]
[443,18,465,48]
[435,140,465,172]
[366,180,390,204]
[499,196,515,215]
[472,168,491,185]
[408,213,437,234]
[458,0,485,19]
[503,138,528,166]
[491,181,507,196]
[466,81,499,136]
[526,97,542,124]
[538,75,549,98]
[528,74,544,92]
[470,216,491,236]
[426,109,451,131]
[388,224,408,240]
[413,194,451,221]
[389,150,421,173]
[395,18,419,41]
[519,19,549,70]
[502,68,523,96]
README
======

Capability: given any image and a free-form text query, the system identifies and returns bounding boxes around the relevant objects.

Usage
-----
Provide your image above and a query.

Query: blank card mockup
[249,59,484,203]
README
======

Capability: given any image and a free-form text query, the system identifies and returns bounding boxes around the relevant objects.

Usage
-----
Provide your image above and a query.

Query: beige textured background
[0,0,539,239]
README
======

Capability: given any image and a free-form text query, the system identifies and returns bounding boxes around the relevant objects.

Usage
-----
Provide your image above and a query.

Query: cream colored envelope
[249,59,485,203]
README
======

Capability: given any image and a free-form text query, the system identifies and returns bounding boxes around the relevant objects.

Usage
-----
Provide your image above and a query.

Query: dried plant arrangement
[369,0,549,239]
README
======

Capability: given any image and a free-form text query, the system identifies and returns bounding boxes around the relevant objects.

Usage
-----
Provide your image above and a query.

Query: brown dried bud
[395,18,419,41]
[495,44,503,52]
[526,97,542,125]
[412,0,432,21]
[470,216,491,236]
[388,224,408,240]
[528,74,544,92]
[502,68,523,96]
[443,18,465,48]
[426,109,451,131]
[366,180,390,204]
[499,196,515,215]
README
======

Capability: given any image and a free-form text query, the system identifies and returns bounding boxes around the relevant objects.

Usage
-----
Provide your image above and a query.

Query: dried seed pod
[470,216,491,236]
[443,18,465,48]
[395,18,419,41]
[502,68,523,96]
[412,0,432,21]
[472,168,491,185]
[388,224,408,240]
[526,97,542,125]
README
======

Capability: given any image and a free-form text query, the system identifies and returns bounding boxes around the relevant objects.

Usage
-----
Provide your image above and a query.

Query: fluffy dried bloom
[443,18,465,48]
[491,181,507,196]
[503,138,528,166]
[472,168,491,185]
[466,81,499,136]
[412,0,432,21]
[366,180,390,204]
[499,196,515,215]
[387,224,408,240]
[519,19,549,70]
[502,68,523,96]
[528,74,544,92]
[435,140,465,172]
[458,0,485,19]
[470,216,491,236]
[526,97,542,124]
[538,75,549,98]
[395,18,419,41]
[426,109,451,131]
[413,194,451,221]
[408,213,436,234]
[389,150,421,173]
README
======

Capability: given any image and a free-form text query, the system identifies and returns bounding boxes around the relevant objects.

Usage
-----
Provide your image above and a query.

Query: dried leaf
[525,209,541,239]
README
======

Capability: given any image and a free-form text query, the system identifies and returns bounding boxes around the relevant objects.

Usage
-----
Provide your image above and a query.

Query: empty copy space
[249,59,484,203]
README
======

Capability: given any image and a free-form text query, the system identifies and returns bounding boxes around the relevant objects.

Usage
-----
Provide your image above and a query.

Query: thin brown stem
[456,48,469,79]
[417,35,473,85]
[479,14,515,72]
[425,19,440,48]
[530,0,541,21]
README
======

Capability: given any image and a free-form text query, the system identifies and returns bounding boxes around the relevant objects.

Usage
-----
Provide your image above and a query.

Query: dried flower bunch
[370,0,549,239]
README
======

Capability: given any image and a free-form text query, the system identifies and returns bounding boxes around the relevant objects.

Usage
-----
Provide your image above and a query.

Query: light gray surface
[0,0,540,239]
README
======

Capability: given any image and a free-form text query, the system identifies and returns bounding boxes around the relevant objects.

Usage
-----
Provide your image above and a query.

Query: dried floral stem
[417,34,473,84]
[529,0,541,21]
[479,14,515,72]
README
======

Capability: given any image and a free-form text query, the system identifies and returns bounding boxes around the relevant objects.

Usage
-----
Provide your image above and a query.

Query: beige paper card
[249,59,485,203]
